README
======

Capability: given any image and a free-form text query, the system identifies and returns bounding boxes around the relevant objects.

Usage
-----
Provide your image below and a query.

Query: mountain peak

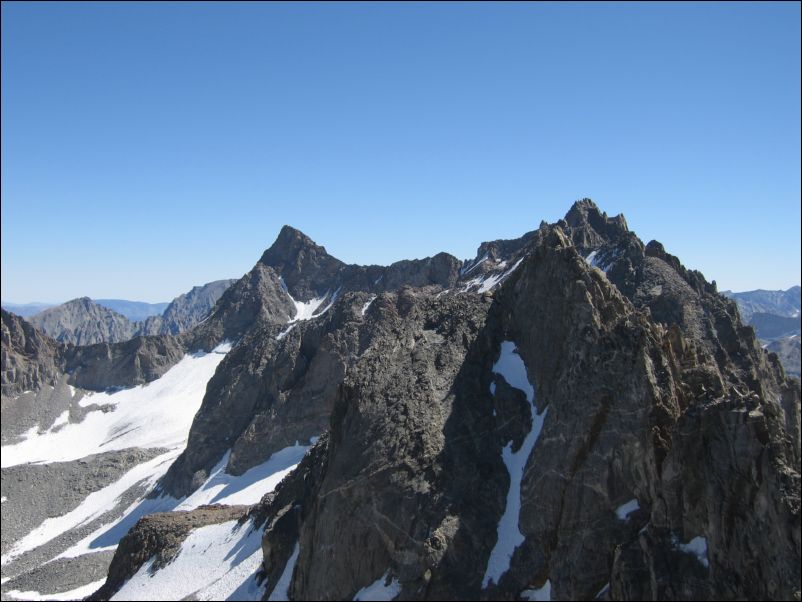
[561,198,629,251]
[563,198,626,228]
[259,225,328,267]
[258,225,345,299]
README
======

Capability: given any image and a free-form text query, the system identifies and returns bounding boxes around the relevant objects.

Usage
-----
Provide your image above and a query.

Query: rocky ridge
[2,200,799,601]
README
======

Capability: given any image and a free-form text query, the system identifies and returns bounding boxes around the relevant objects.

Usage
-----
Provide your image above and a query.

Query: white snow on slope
[353,571,401,601]
[460,254,488,276]
[49,410,70,432]
[483,341,548,588]
[57,440,315,560]
[1,344,231,468]
[491,341,535,402]
[462,257,525,294]
[2,451,179,565]
[284,286,340,324]
[176,440,314,510]
[361,295,377,316]
[585,249,617,274]
[111,519,265,601]
[615,498,640,521]
[276,323,296,341]
[267,541,300,601]
[5,578,107,601]
[675,535,709,568]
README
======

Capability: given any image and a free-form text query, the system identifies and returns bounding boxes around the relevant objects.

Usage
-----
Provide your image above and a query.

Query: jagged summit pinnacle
[561,198,629,252]
[563,198,627,230]
[259,225,335,267]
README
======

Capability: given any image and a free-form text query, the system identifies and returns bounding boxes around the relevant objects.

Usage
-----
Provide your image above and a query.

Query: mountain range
[1,300,168,321]
[1,199,799,601]
[9,280,236,347]
[721,287,801,378]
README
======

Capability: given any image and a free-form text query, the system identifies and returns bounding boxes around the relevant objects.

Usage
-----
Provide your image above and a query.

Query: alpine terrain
[1,200,799,601]
[723,287,801,378]
[20,280,236,346]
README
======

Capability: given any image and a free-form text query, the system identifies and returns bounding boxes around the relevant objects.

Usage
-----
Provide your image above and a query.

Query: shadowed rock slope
[88,200,800,601]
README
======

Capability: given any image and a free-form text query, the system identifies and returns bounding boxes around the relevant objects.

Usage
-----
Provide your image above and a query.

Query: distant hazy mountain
[722,286,800,322]
[137,279,238,336]
[0,302,56,317]
[23,280,236,346]
[766,336,801,379]
[2,300,168,321]
[93,299,169,322]
[27,297,137,345]
[722,286,800,379]
[748,312,801,340]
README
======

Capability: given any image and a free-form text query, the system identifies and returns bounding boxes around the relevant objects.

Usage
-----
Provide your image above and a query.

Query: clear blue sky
[2,2,799,303]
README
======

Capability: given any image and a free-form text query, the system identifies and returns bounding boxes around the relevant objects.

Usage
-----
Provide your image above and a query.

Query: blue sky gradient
[2,2,800,302]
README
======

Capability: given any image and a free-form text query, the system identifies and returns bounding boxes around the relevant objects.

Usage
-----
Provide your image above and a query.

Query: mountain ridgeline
[22,280,236,346]
[1,199,799,601]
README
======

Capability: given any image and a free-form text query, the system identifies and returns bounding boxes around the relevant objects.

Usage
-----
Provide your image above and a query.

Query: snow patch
[111,519,264,601]
[483,341,548,588]
[491,341,534,403]
[361,295,377,316]
[58,440,313,560]
[284,287,341,324]
[1,348,229,468]
[267,541,300,601]
[460,254,488,276]
[586,249,617,274]
[49,410,70,432]
[462,258,524,294]
[213,340,234,353]
[176,440,314,510]
[3,451,179,565]
[674,535,709,567]
[353,571,401,601]
[276,323,296,341]
[615,498,640,521]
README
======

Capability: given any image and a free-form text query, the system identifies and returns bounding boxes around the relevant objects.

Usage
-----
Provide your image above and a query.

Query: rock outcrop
[91,505,249,601]
[1,309,63,397]
[244,217,800,600]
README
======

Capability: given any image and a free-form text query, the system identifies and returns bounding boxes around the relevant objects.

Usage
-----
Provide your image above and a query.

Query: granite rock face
[4,200,800,601]
[244,219,799,601]
[1,309,63,397]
